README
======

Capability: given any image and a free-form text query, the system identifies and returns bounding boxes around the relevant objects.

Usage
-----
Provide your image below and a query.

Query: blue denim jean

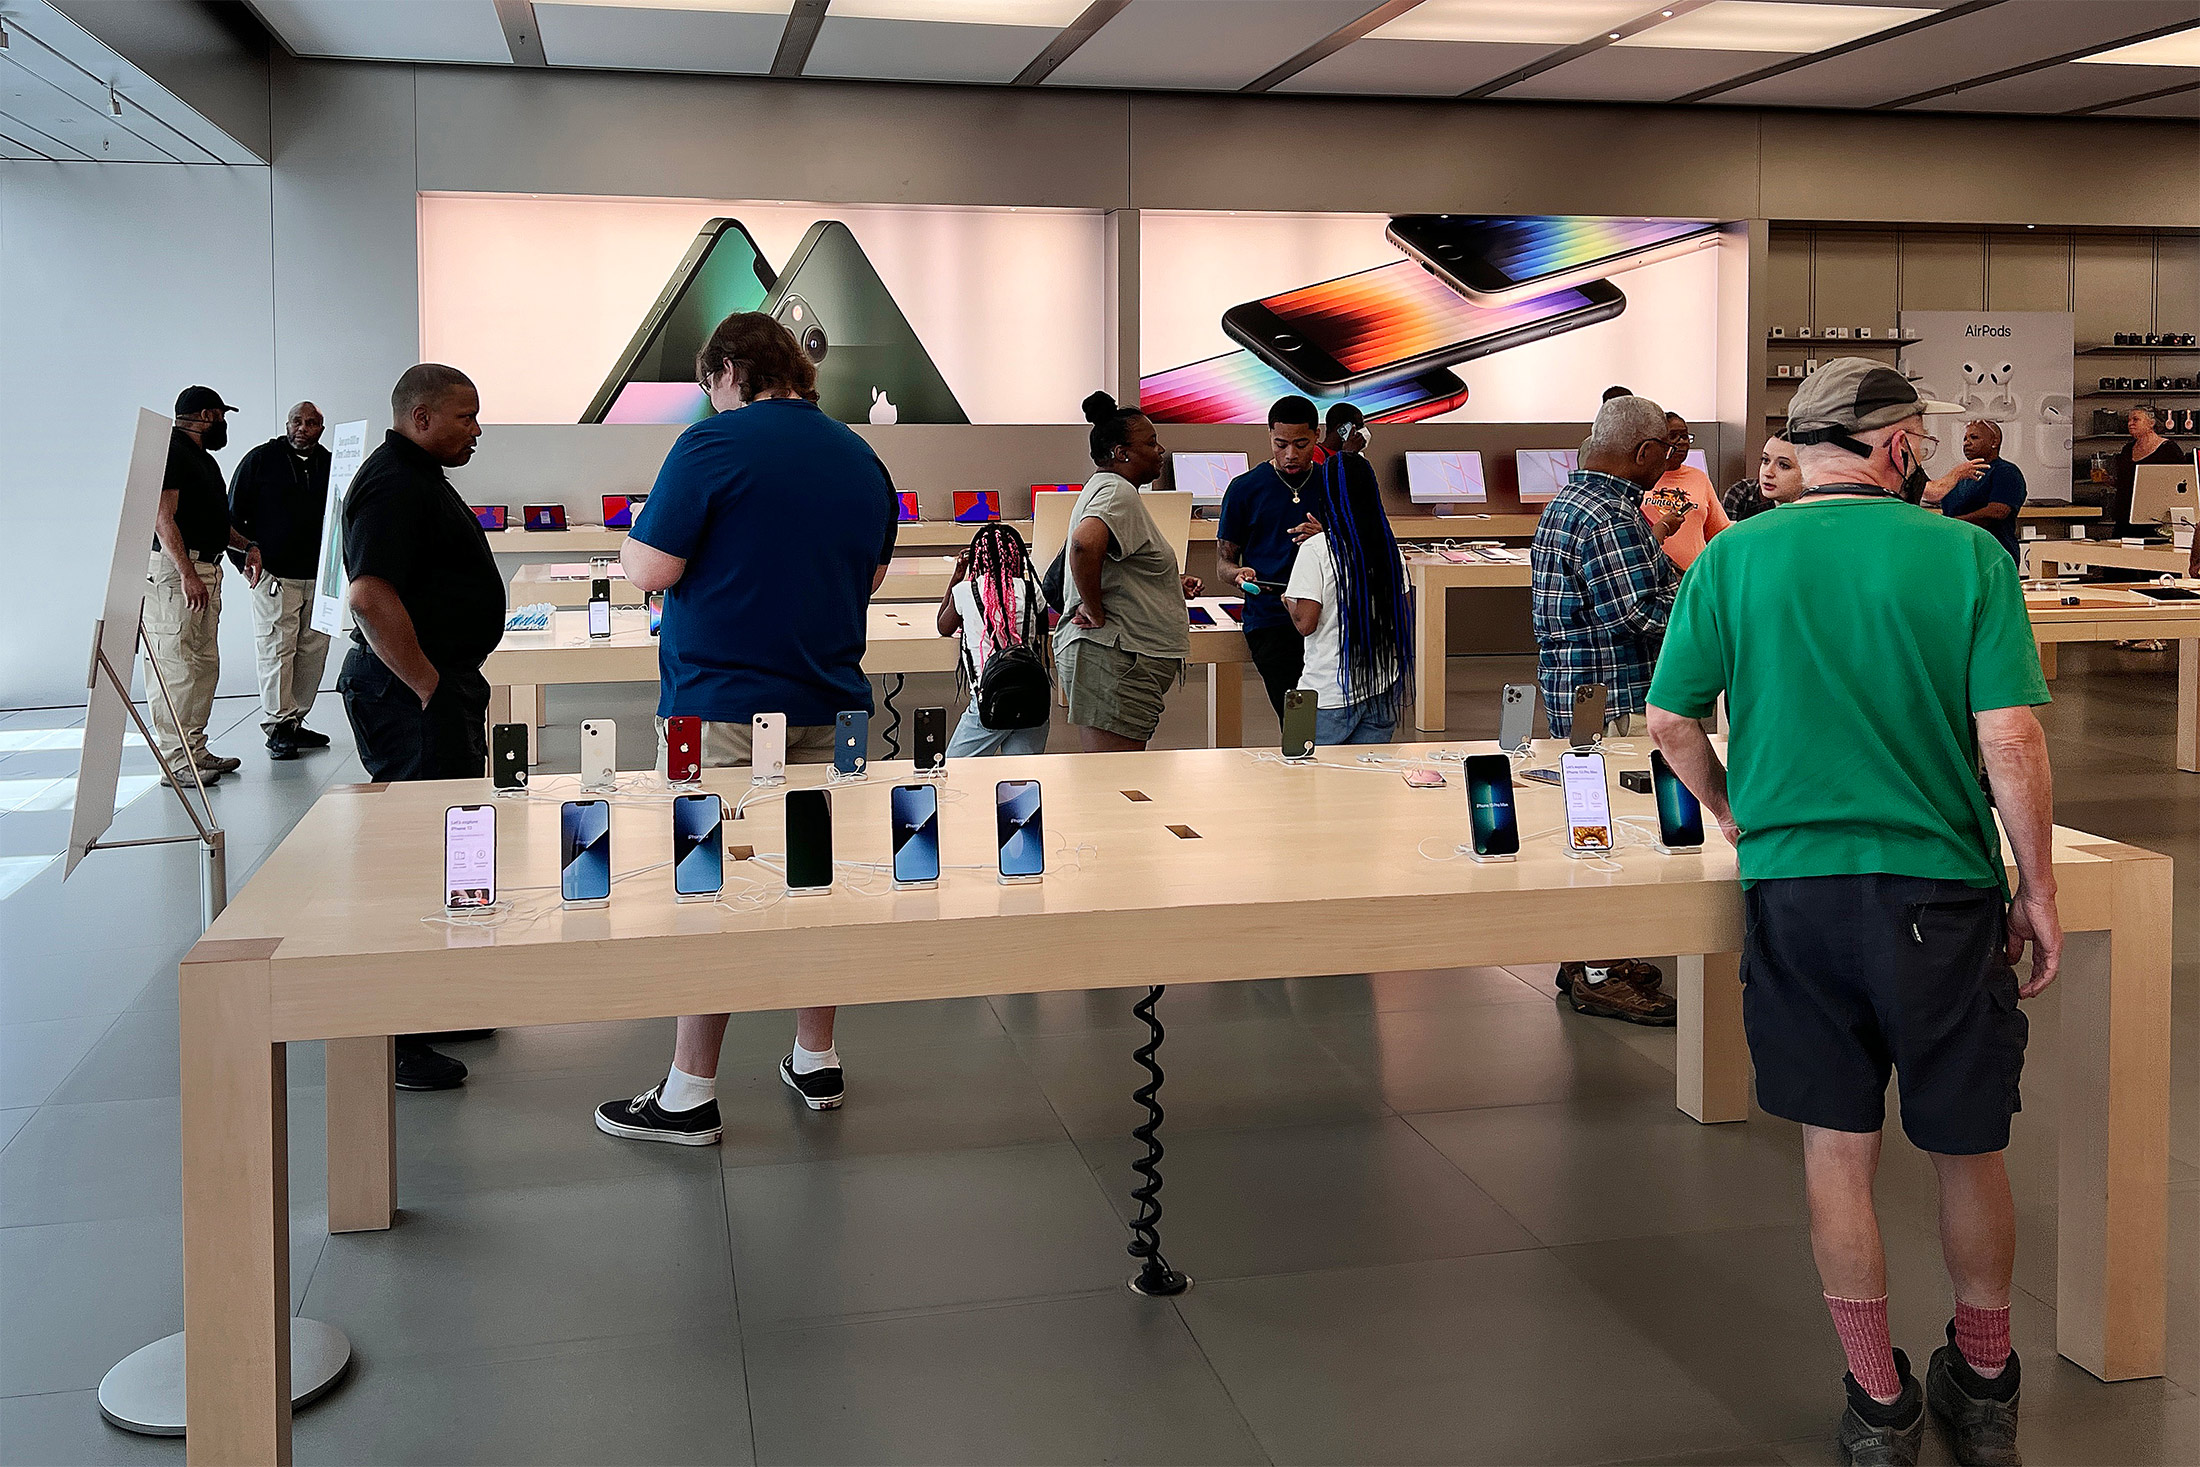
[947,700,1049,758]
[1314,699,1397,747]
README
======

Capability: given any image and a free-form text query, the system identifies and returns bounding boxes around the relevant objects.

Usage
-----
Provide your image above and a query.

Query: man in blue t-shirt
[596,313,896,1150]
[1926,420,2026,560]
[1216,396,1324,716]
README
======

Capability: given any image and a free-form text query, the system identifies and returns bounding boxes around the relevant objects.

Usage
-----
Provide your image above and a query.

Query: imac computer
[1405,451,1487,513]
[1171,452,1248,509]
[1515,449,1578,505]
[2130,461,2196,536]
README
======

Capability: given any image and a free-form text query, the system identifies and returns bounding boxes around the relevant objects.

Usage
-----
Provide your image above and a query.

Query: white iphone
[580,718,616,793]
[751,712,787,786]
[1559,749,1615,858]
[444,804,497,911]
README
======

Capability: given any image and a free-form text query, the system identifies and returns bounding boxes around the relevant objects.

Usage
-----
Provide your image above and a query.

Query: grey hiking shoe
[1838,1348,1923,1467]
[1928,1321,2022,1466]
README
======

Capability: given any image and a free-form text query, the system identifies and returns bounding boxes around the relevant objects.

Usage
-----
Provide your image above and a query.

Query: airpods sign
[1899,310,2074,504]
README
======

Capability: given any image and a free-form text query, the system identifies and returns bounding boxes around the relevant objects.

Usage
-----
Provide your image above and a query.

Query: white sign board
[67,409,174,876]
[1900,311,2075,504]
[312,420,371,635]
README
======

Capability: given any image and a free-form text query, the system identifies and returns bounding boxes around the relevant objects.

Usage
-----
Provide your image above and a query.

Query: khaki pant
[655,717,837,772]
[247,573,331,730]
[143,551,222,767]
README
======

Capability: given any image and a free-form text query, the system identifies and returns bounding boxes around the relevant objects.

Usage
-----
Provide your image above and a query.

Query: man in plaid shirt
[1529,394,1687,1025]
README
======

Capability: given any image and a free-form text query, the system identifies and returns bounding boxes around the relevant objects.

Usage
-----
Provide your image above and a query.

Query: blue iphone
[834,710,868,776]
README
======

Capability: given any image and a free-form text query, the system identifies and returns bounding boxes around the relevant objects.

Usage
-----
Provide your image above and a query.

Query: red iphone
[667,715,702,784]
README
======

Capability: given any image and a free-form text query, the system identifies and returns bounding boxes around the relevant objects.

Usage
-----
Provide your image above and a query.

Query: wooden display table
[483,524,627,557]
[173,739,2173,1460]
[2023,540,2188,579]
[2016,505,2102,522]
[509,561,642,608]
[1188,512,1542,542]
[1405,550,1534,731]
[2023,583,2200,770]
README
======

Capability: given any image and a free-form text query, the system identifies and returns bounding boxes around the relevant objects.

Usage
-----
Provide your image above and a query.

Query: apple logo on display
[869,389,898,425]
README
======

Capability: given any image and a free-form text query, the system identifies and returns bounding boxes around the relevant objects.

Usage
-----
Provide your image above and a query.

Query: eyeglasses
[1667,431,1695,446]
[1902,429,1939,459]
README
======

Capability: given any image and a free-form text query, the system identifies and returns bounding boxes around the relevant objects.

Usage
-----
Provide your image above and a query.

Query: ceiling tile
[0,52,179,162]
[1718,0,2200,107]
[1368,0,1648,44]
[1273,37,1556,95]
[1908,59,2200,111]
[535,2,784,73]
[251,0,513,65]
[2070,23,2200,66]
[807,17,1060,82]
[1613,1,1934,53]
[2095,83,2200,115]
[1498,45,1799,100]
[1046,0,1375,90]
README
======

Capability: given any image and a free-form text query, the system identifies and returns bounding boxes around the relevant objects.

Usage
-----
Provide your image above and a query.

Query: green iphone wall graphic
[584,218,777,425]
[763,222,969,427]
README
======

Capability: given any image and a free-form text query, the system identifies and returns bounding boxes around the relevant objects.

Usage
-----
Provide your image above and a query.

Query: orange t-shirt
[1647,465,1729,570]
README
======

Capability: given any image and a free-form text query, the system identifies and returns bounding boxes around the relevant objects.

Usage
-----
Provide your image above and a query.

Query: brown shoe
[1553,958,1666,997]
[1566,966,1677,1025]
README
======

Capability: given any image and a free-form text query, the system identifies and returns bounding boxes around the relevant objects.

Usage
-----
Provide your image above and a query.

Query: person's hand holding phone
[951,549,971,583]
[1181,575,1204,600]
[1644,501,1685,542]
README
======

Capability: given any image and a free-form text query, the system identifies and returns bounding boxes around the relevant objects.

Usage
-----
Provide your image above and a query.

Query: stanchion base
[1128,1268,1192,1298]
[97,1319,352,1436]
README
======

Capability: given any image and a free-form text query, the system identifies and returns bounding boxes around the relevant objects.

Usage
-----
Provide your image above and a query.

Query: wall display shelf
[1767,335,1918,348]
[2078,390,2199,400]
[2077,344,2200,356]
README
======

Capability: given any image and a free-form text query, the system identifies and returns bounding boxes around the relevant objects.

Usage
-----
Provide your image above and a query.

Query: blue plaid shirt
[1530,469,1680,735]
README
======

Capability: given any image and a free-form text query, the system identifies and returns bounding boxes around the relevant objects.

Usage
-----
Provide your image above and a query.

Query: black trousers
[1243,624,1305,719]
[338,645,489,782]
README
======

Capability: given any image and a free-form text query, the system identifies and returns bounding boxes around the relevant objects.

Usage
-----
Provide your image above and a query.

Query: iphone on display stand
[666,715,701,785]
[1385,215,1721,307]
[672,792,723,902]
[784,787,833,896]
[1569,683,1607,748]
[560,799,612,908]
[1649,749,1705,854]
[1498,684,1536,756]
[491,723,529,790]
[913,707,946,777]
[833,710,868,778]
[1463,754,1519,863]
[751,712,787,786]
[891,783,941,890]
[1559,749,1616,859]
[581,719,617,792]
[995,779,1044,884]
[444,804,497,910]
[1281,689,1317,761]
[587,579,613,639]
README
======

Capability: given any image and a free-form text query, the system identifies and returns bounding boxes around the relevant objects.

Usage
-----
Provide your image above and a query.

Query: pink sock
[1954,1299,2011,1378]
[1826,1294,1902,1402]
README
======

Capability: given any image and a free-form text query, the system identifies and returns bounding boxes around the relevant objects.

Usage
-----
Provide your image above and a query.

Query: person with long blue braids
[1283,410,1412,745]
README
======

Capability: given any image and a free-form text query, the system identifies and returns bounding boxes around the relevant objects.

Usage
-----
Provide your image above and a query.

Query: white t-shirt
[952,578,1030,674]
[1285,532,1403,709]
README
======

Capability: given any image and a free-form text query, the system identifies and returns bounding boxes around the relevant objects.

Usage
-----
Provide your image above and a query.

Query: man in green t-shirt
[1647,359,2058,1467]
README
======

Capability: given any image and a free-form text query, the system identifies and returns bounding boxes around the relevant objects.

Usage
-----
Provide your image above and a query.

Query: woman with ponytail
[937,521,1050,756]
[1283,429,1413,745]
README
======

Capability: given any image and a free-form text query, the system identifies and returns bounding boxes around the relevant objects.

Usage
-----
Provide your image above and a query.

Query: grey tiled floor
[1,651,2194,1466]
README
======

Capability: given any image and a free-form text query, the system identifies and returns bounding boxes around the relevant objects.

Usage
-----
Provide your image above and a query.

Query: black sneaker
[1838,1349,1924,1466]
[267,728,300,761]
[595,1085,721,1145]
[779,1053,845,1110]
[288,723,331,749]
[1928,1322,2022,1466]
[394,1039,467,1091]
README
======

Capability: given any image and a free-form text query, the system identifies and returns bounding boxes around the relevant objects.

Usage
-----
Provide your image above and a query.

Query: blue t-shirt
[633,399,898,726]
[1217,461,1317,631]
[1937,457,2026,560]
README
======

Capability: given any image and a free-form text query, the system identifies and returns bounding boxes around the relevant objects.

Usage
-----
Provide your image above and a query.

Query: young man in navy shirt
[597,313,897,1146]
[1925,419,2027,561]
[1216,396,1324,716]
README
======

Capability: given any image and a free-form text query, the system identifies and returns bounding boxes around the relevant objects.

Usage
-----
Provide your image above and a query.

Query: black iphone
[491,722,528,790]
[784,787,833,895]
[1386,214,1720,307]
[914,706,947,775]
[1570,683,1608,747]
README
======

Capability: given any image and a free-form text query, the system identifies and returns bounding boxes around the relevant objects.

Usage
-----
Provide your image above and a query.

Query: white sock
[791,1042,840,1075]
[658,1062,715,1113]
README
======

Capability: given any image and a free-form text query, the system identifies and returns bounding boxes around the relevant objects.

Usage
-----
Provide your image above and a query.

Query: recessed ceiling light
[2071,25,2200,67]
[1613,1,1932,53]
[1371,0,1648,46]
[538,1,791,13]
[547,0,1086,19]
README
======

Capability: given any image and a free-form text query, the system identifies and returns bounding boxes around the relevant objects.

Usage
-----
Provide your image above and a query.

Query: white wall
[0,161,278,707]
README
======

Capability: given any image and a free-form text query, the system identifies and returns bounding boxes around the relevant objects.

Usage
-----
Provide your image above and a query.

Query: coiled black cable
[880,673,905,759]
[1126,984,1189,1295]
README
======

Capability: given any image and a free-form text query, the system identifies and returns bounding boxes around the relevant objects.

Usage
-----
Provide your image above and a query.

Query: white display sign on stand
[312,419,370,635]
[1899,311,2075,503]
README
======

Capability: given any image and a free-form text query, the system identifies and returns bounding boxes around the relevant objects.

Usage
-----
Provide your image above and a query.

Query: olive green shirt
[1054,472,1190,661]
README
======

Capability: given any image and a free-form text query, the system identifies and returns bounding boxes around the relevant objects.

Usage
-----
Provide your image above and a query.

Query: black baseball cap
[174,386,237,416]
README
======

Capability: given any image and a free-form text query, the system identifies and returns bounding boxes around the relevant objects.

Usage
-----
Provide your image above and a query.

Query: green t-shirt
[1646,496,2049,890]
[1054,472,1190,660]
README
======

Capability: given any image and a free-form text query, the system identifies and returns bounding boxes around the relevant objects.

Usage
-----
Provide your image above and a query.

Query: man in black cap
[229,401,334,759]
[339,364,505,1091]
[1650,358,2052,1467]
[148,387,261,787]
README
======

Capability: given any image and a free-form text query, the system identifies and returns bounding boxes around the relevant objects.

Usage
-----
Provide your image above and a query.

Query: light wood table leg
[2057,848,2173,1380]
[2176,638,2196,774]
[1675,951,1748,1123]
[325,1035,395,1233]
[179,942,292,1464]
[522,684,546,729]
[1207,662,1244,749]
[2038,641,2058,681]
[1414,580,1447,732]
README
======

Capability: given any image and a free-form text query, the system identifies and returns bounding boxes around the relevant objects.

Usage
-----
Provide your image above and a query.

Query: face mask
[1895,433,1927,504]
[202,420,228,452]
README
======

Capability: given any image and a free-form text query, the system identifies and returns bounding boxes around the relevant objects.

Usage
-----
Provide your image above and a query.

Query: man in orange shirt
[1644,411,1730,570]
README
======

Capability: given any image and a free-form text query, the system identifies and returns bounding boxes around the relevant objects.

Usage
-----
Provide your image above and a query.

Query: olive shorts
[1058,639,1181,744]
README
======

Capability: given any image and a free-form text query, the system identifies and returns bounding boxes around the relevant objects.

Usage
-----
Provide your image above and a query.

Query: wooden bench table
[2023,584,2200,771]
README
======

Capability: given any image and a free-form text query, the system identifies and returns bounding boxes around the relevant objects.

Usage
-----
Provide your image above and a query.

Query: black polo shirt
[342,430,506,674]
[228,438,330,581]
[156,429,231,562]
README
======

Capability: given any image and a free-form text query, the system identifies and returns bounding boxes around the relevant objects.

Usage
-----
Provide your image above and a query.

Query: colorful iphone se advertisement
[1139,211,1720,425]
[419,194,1108,426]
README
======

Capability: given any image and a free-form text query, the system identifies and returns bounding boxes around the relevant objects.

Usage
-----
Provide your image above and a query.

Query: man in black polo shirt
[339,364,506,1091]
[1216,396,1324,716]
[230,401,333,760]
[148,386,261,787]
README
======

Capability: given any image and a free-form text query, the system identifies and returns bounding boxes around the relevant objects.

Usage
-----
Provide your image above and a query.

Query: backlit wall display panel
[420,193,1108,426]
